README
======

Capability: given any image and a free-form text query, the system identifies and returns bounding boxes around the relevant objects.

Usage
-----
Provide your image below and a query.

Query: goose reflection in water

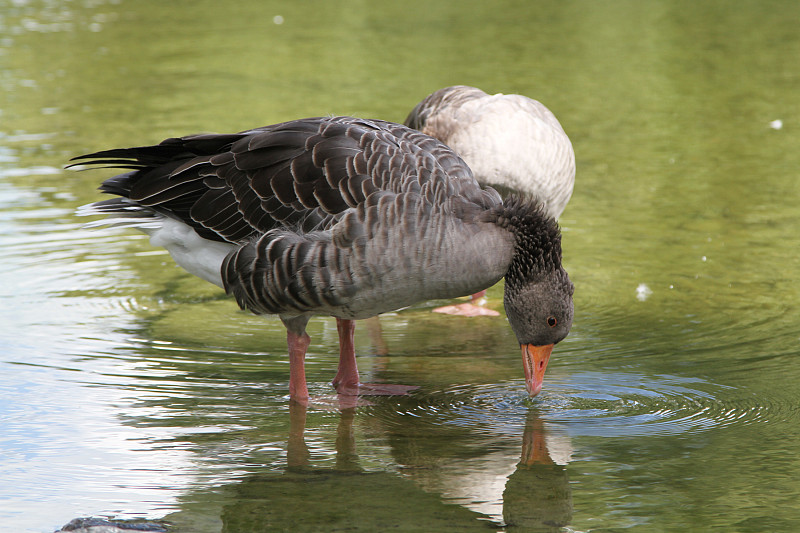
[503,411,573,531]
[55,403,573,531]
[280,404,574,531]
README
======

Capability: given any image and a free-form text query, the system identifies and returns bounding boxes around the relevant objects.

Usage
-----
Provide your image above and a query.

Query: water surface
[2,1,800,531]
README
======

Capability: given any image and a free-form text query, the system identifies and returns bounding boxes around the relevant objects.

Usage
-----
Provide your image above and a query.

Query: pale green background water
[2,1,800,531]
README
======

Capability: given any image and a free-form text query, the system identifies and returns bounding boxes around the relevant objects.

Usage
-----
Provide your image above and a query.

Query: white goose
[74,116,574,402]
[405,86,575,316]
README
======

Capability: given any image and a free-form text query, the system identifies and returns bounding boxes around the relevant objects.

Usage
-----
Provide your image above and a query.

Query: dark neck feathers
[487,195,563,288]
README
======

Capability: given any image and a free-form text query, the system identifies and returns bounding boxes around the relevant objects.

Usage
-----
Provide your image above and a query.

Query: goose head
[496,196,574,396]
[504,268,574,396]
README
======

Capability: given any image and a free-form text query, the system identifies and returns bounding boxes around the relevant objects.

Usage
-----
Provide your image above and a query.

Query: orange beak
[522,343,554,396]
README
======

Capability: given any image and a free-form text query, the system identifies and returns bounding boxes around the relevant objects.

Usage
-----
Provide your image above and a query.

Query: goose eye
[547,316,557,327]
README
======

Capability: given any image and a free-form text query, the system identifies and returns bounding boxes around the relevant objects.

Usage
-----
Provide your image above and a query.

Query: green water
[2,1,800,531]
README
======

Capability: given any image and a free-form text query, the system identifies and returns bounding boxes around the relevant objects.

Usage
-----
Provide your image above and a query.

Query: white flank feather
[79,200,233,288]
[147,218,234,288]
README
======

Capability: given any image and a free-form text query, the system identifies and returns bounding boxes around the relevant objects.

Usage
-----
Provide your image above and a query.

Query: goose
[405,86,575,316]
[73,116,574,402]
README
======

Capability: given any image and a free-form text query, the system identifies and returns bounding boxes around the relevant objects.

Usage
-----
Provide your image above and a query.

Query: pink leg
[364,316,389,356]
[432,289,500,317]
[471,289,487,302]
[332,317,418,398]
[332,318,360,395]
[287,330,311,402]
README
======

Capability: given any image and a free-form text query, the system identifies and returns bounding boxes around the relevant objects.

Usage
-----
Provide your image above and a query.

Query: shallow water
[2,0,800,531]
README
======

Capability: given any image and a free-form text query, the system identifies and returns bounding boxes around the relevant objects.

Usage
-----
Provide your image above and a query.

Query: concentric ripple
[382,372,777,438]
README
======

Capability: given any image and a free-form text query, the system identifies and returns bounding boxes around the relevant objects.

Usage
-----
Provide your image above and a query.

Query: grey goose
[73,116,574,402]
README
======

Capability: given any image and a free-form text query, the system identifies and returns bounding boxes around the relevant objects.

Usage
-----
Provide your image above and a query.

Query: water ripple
[383,372,778,439]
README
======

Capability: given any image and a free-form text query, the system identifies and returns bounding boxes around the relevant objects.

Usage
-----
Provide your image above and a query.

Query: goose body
[75,116,573,400]
[405,86,575,219]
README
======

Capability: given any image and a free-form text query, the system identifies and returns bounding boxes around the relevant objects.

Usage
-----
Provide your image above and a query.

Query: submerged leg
[364,316,389,356]
[432,289,500,317]
[333,317,418,397]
